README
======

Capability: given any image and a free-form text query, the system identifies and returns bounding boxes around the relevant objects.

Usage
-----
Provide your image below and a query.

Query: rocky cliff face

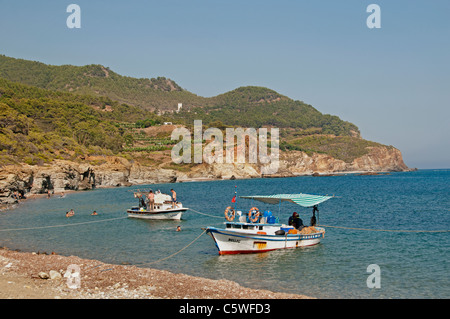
[277,146,409,176]
[0,157,177,206]
[0,146,409,206]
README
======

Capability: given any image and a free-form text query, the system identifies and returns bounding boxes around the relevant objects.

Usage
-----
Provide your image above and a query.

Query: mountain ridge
[0,54,409,169]
[0,54,359,138]
[0,54,411,206]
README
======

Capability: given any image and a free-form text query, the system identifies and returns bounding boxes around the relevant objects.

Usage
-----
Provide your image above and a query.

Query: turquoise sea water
[0,169,449,298]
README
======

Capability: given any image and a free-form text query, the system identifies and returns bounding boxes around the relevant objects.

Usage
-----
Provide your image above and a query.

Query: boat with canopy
[204,193,333,255]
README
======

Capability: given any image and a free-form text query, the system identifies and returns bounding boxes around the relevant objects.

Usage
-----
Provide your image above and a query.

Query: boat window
[243,225,254,230]
[259,226,264,230]
[232,224,242,229]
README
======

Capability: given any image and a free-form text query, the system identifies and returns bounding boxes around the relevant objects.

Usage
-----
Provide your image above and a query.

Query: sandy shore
[0,248,312,299]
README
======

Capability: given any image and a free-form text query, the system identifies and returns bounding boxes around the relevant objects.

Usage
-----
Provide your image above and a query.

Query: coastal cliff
[0,146,409,206]
[0,55,411,207]
[278,146,409,176]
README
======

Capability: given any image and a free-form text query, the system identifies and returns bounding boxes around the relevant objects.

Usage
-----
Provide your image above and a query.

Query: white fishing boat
[127,190,188,220]
[204,193,333,255]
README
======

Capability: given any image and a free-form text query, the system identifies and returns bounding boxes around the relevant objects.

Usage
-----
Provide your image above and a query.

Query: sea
[0,169,448,299]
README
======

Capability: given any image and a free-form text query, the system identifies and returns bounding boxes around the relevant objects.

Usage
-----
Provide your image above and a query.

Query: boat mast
[234,185,237,212]
[278,198,281,221]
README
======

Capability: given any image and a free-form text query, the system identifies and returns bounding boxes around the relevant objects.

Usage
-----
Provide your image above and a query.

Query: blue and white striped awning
[239,193,333,207]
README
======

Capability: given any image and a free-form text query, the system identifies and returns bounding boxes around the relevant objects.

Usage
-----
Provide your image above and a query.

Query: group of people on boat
[137,189,178,211]
[288,205,318,229]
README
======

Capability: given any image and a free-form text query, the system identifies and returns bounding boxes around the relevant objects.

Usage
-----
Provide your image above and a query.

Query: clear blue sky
[1,0,449,168]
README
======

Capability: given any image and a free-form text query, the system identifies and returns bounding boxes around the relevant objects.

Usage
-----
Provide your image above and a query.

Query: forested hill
[0,54,409,173]
[0,54,205,111]
[0,77,159,165]
[172,86,360,137]
[0,54,360,137]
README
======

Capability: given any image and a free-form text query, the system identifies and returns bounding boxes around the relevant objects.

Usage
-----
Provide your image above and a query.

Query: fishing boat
[204,193,333,255]
[127,190,188,220]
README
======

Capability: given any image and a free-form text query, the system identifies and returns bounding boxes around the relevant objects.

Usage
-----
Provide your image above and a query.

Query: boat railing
[231,209,279,224]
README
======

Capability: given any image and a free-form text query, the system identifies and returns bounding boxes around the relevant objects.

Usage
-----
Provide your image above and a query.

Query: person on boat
[147,190,155,211]
[310,205,318,226]
[288,212,304,230]
[138,194,147,210]
[170,189,177,208]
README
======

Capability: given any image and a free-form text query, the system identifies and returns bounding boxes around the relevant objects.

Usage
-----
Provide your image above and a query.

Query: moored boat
[205,193,333,255]
[127,190,188,220]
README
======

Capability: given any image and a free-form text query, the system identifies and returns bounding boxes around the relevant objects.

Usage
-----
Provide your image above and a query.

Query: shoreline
[0,168,412,210]
[0,181,314,299]
[0,247,312,299]
[0,169,419,299]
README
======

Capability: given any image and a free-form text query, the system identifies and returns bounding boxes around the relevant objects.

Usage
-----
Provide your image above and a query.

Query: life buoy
[224,206,235,221]
[248,207,260,223]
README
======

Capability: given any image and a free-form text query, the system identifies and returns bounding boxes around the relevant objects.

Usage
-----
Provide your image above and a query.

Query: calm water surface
[0,169,448,298]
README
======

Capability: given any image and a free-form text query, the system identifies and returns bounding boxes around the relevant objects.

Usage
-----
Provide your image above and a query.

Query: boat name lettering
[228,238,240,243]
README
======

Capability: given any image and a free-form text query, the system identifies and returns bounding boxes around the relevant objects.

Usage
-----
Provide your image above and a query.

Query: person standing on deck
[310,205,318,226]
[170,189,177,209]
[147,190,155,211]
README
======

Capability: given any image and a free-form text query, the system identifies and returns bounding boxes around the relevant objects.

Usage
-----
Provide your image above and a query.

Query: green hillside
[0,54,359,137]
[0,54,205,111]
[0,54,393,167]
[172,86,359,136]
[0,77,165,165]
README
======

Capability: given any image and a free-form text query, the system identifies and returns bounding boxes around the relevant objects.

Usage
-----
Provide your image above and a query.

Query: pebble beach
[0,190,311,300]
[0,247,312,299]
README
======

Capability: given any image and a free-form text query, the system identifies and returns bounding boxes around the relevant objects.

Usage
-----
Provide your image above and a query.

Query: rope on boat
[189,208,223,219]
[319,224,450,233]
[188,208,450,233]
[135,229,207,266]
[0,216,128,232]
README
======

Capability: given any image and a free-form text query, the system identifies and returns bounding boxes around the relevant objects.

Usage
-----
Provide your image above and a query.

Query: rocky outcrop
[177,146,410,179]
[277,146,409,176]
[0,146,409,206]
[0,157,178,206]
[348,146,409,172]
[176,163,261,181]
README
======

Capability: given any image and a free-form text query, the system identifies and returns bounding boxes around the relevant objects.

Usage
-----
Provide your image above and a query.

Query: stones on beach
[38,272,49,279]
[38,270,62,280]
[49,270,62,280]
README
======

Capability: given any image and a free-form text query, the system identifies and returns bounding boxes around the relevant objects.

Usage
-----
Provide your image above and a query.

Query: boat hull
[206,226,324,255]
[127,208,188,220]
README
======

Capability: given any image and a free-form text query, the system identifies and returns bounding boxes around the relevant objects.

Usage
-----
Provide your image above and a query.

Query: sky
[0,0,449,168]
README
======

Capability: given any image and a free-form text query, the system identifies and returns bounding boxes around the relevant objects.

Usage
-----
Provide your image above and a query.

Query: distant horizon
[0,1,448,169]
[415,168,450,170]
